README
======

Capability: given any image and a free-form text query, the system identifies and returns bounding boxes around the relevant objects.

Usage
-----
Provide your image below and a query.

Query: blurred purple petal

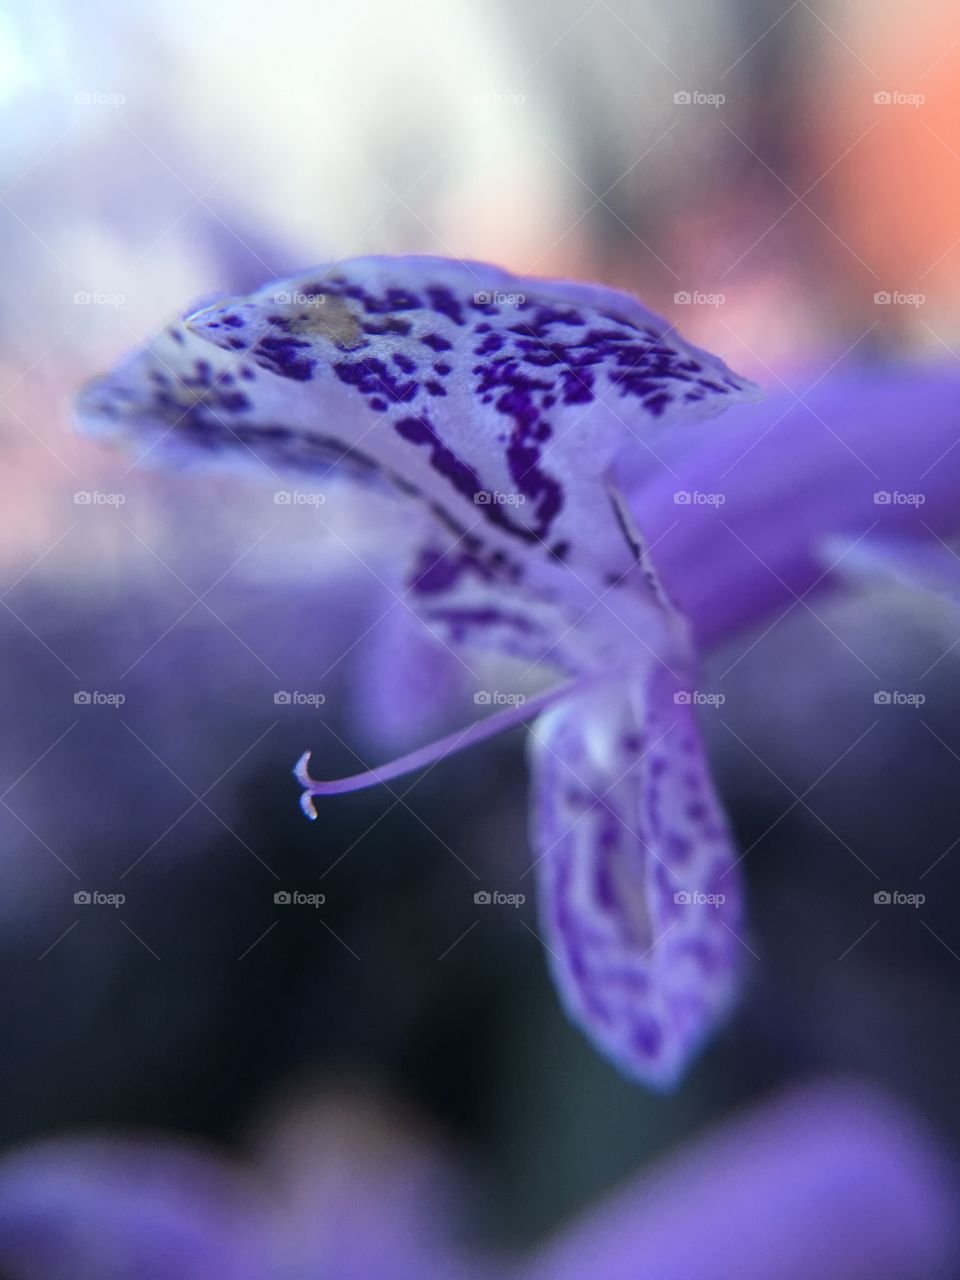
[349,605,468,755]
[0,1138,267,1280]
[524,1082,958,1280]
[0,1082,953,1280]
[0,1094,478,1280]
[629,368,960,650]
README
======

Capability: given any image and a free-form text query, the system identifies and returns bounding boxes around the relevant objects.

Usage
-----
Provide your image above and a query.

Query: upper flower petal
[76,256,758,642]
[528,660,743,1087]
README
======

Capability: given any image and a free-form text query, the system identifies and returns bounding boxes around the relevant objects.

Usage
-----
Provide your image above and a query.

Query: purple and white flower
[75,255,960,1088]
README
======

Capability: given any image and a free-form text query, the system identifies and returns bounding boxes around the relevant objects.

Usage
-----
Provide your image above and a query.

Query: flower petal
[523,1082,958,1280]
[623,366,960,651]
[0,1138,268,1280]
[76,256,758,599]
[528,662,743,1087]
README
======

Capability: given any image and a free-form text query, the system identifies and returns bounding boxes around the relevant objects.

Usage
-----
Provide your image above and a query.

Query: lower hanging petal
[528,664,744,1088]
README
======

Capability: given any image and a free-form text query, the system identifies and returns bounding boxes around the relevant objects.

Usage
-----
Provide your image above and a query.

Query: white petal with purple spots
[77,255,759,593]
[529,662,743,1087]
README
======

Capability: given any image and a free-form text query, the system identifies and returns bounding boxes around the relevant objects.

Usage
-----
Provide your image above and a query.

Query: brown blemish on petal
[287,295,365,349]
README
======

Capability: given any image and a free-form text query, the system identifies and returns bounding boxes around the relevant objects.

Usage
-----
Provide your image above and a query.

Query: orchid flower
[0,1082,953,1279]
[76,256,797,1089]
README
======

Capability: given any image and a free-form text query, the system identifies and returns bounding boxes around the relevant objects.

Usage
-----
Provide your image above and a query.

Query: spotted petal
[529,661,743,1086]
[76,257,758,641]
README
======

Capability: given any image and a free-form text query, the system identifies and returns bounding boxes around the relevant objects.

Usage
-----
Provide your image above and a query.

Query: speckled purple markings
[76,257,758,578]
[530,664,743,1087]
